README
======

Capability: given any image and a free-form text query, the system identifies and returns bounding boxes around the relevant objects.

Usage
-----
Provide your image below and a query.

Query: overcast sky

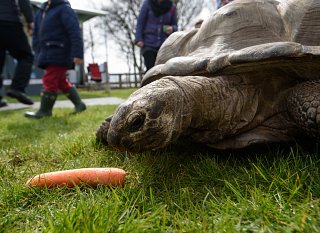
[67,0,215,73]
[69,0,91,8]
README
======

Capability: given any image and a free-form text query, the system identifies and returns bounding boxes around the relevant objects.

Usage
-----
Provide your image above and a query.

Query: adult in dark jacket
[0,0,34,107]
[135,0,178,71]
[25,0,86,119]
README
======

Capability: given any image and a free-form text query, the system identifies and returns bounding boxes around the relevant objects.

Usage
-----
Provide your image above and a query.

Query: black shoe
[0,100,7,108]
[6,89,34,105]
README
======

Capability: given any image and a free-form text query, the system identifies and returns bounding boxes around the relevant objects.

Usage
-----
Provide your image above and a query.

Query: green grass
[1,90,320,232]
[4,88,137,103]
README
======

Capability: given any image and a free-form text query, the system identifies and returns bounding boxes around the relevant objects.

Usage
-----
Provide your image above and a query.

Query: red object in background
[88,63,102,82]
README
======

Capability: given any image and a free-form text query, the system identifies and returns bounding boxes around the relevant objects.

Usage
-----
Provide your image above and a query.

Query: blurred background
[1,0,220,94]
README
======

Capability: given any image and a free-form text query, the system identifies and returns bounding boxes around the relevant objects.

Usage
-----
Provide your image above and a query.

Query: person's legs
[44,65,68,93]
[7,23,33,92]
[0,48,7,107]
[24,66,60,118]
[142,49,158,71]
[0,24,8,107]
[64,86,87,114]
[56,68,72,93]
[0,48,5,84]
[5,23,34,104]
[57,69,86,114]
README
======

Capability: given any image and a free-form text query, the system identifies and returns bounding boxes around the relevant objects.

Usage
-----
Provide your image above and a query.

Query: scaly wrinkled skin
[96,0,320,152]
[97,77,188,152]
[96,74,315,152]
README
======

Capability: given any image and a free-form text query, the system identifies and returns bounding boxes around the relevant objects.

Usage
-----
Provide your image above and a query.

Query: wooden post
[119,74,122,89]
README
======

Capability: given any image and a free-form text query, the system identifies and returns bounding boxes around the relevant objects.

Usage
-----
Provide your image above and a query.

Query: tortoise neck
[178,75,259,141]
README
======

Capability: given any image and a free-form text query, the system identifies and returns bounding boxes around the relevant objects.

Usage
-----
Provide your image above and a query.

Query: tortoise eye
[128,113,145,132]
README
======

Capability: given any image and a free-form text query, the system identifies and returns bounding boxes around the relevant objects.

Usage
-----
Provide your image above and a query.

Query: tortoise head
[103,79,185,152]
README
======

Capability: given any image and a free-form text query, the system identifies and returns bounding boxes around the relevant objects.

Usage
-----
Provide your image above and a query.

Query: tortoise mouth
[120,137,135,151]
[96,117,112,145]
[108,136,146,152]
[107,126,171,152]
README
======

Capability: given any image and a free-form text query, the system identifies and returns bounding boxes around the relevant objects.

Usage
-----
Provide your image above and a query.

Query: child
[25,0,86,118]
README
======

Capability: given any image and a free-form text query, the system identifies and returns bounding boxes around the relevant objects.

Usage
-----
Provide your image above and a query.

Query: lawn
[1,89,320,232]
[4,88,138,103]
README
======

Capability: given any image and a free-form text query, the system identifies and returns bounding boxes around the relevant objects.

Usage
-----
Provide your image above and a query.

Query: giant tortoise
[97,0,320,152]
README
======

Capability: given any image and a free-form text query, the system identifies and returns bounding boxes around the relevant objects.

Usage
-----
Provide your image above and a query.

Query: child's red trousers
[42,65,72,93]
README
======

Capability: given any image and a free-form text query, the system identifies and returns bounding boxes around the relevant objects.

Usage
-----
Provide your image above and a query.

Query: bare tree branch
[92,0,205,75]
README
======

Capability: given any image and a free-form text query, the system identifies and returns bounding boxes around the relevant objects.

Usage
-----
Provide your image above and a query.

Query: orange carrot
[25,168,126,188]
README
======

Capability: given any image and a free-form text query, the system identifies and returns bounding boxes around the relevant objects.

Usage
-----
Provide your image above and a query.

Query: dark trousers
[0,21,34,95]
[142,46,159,71]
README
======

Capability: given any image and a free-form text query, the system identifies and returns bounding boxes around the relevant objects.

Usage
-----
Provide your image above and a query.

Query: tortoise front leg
[96,115,113,145]
[287,80,320,138]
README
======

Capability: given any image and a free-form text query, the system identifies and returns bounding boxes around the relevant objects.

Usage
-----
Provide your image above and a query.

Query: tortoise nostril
[107,130,121,146]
